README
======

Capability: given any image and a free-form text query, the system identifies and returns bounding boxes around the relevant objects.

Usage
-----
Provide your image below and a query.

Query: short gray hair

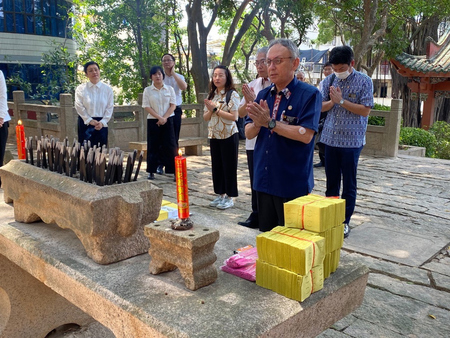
[256,46,269,55]
[268,38,299,59]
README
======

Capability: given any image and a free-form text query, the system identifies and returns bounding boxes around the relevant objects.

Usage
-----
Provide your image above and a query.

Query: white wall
[0,33,77,64]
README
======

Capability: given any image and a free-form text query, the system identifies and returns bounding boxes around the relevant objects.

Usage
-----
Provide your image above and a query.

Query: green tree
[314,0,450,128]
[74,0,167,103]
[33,41,79,104]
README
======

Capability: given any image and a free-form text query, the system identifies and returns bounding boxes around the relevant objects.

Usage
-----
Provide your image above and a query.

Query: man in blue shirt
[245,38,322,232]
[320,46,374,238]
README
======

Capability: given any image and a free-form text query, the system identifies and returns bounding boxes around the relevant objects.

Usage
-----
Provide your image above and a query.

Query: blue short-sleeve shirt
[246,78,322,199]
[320,70,374,148]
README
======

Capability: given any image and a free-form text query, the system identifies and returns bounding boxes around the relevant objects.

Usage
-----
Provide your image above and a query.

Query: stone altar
[0,160,163,264]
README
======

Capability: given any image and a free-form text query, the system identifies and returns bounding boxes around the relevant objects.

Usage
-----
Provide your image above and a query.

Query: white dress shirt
[163,73,185,106]
[239,77,271,150]
[0,71,11,123]
[142,84,176,119]
[75,81,114,127]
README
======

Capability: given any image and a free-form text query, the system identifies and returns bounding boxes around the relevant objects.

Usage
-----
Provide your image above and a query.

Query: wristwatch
[339,99,345,106]
[298,126,306,135]
[212,107,218,113]
[268,119,276,131]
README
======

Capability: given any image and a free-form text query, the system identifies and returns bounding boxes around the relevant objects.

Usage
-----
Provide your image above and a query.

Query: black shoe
[238,219,259,229]
[156,165,164,175]
[147,173,155,180]
[313,161,324,168]
[344,223,351,238]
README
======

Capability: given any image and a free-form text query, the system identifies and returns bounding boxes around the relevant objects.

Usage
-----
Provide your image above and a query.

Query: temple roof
[394,30,450,74]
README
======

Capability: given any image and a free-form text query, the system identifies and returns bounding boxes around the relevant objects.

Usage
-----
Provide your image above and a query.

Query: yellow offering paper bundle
[284,194,345,232]
[256,226,325,275]
[256,260,324,302]
[323,248,341,278]
[303,222,345,255]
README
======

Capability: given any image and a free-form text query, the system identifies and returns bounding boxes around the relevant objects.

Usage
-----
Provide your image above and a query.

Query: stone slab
[0,200,369,338]
[343,222,448,266]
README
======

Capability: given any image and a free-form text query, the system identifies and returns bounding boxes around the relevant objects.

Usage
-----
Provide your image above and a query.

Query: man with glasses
[237,46,270,229]
[159,53,187,175]
[245,38,322,232]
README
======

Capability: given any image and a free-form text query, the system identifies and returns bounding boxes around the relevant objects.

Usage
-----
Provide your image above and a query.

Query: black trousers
[246,149,258,222]
[173,106,182,148]
[78,116,108,148]
[210,133,239,197]
[0,121,9,167]
[257,191,293,232]
[147,117,177,174]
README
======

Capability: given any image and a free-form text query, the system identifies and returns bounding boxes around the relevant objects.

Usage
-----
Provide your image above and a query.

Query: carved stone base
[144,221,219,290]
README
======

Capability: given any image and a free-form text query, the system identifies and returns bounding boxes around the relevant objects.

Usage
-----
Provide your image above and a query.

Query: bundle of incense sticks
[22,136,144,186]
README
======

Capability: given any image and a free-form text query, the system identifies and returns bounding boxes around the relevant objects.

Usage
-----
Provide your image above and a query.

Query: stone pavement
[2,141,450,337]
[148,141,450,338]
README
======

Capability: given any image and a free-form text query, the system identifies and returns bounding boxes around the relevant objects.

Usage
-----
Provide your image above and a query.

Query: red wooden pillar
[421,90,435,130]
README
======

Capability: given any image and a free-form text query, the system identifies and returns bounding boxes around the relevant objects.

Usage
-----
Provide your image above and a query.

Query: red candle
[16,120,26,160]
[175,149,189,219]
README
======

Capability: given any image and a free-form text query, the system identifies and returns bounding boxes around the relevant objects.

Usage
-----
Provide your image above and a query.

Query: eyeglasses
[254,60,266,66]
[265,57,293,66]
[162,59,174,63]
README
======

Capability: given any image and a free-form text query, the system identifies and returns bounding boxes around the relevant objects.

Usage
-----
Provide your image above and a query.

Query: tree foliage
[314,0,450,127]
[73,0,168,103]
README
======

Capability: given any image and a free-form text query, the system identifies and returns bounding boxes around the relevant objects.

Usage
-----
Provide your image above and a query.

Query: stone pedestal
[0,160,163,264]
[144,221,219,290]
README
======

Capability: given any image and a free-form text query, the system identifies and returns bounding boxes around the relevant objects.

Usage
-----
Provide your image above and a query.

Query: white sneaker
[209,196,224,207]
[217,196,234,210]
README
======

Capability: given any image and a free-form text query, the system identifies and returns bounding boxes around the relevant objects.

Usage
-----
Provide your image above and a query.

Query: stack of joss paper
[255,194,346,302]
[256,226,325,301]
[284,194,345,278]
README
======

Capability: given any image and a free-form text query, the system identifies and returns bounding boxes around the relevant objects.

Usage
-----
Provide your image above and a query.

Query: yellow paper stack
[284,195,344,232]
[256,226,325,301]
[256,194,346,301]
[256,260,324,302]
[284,194,345,278]
[156,200,178,221]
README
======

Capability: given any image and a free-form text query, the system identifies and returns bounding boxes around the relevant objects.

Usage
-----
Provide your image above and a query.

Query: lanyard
[271,94,282,120]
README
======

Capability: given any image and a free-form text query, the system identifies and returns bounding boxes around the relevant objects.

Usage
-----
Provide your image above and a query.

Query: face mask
[335,70,350,80]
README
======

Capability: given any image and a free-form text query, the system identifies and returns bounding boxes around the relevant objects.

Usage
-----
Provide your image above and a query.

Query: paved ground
[2,141,450,337]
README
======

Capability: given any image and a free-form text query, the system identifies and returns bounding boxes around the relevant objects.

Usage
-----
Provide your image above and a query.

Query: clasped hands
[204,99,217,113]
[89,119,104,130]
[329,86,344,104]
[246,100,271,128]
[156,116,167,126]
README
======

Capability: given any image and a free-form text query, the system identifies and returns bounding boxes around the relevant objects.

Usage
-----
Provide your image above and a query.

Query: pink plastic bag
[220,247,258,281]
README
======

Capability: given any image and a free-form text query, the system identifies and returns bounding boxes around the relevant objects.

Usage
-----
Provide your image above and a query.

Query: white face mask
[335,70,350,80]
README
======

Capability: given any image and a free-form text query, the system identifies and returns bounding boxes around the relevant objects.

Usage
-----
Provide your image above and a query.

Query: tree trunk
[390,16,440,127]
[185,1,215,101]
[434,97,450,123]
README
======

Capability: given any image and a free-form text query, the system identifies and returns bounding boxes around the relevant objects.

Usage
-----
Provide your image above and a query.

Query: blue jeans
[324,145,363,224]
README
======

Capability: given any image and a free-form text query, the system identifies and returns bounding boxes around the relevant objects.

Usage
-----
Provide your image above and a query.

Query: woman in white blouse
[142,66,177,180]
[75,61,114,148]
[203,65,240,210]
[0,70,11,172]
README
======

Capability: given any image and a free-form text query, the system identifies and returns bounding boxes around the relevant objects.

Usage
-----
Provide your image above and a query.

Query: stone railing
[7,91,206,151]
[363,99,402,157]
[7,92,402,158]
